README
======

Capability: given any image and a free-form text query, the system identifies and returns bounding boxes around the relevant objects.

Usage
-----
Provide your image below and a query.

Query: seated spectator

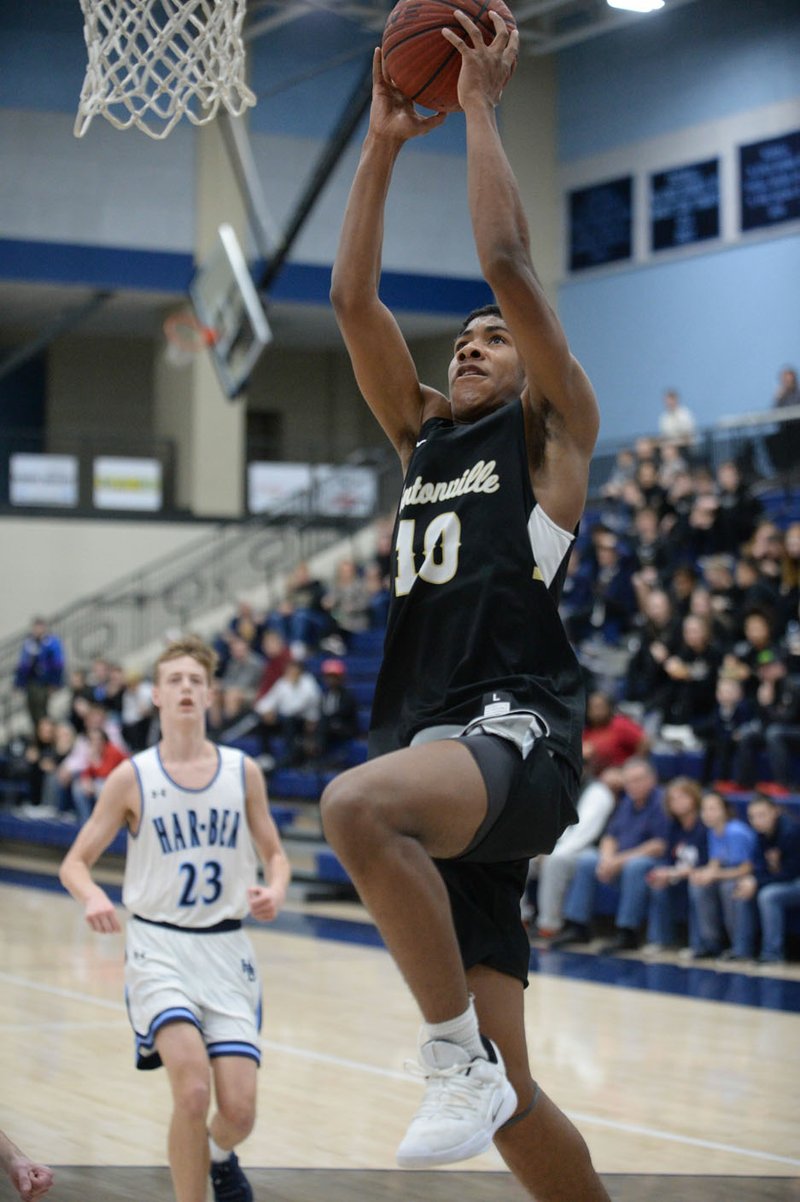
[642,777,708,954]
[701,554,738,633]
[71,728,128,825]
[631,507,673,578]
[660,614,722,734]
[551,757,668,952]
[67,668,94,735]
[20,716,58,809]
[54,703,127,818]
[674,492,724,562]
[778,521,800,631]
[735,656,800,792]
[730,557,780,631]
[658,388,696,450]
[204,682,228,744]
[713,461,762,554]
[254,656,323,770]
[13,616,65,727]
[764,366,800,479]
[722,608,782,699]
[219,634,265,716]
[602,477,645,535]
[599,447,637,503]
[227,598,264,649]
[214,599,265,674]
[101,663,127,720]
[255,630,293,702]
[686,790,758,961]
[582,690,649,775]
[688,584,733,647]
[40,722,78,814]
[312,659,360,768]
[657,441,688,489]
[667,563,699,619]
[736,794,800,965]
[694,673,757,786]
[664,468,696,527]
[634,457,668,518]
[321,558,372,652]
[265,561,332,656]
[749,520,785,591]
[625,594,677,735]
[120,670,155,753]
[773,364,800,409]
[559,545,595,645]
[527,766,621,939]
[372,517,394,585]
[587,532,638,646]
[87,657,112,705]
[363,561,391,630]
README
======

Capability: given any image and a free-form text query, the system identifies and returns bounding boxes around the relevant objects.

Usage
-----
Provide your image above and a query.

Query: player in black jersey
[323,10,608,1200]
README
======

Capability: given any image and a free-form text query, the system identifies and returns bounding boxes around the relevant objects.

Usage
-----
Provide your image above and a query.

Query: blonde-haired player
[60,635,291,1202]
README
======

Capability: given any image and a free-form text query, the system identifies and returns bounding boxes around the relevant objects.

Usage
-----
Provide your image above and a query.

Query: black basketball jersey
[368,398,585,773]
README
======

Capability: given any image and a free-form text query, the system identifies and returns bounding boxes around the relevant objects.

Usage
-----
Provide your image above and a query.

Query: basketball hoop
[74,0,256,140]
[163,308,218,369]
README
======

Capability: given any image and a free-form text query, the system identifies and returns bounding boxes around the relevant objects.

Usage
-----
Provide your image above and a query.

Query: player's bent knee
[320,773,380,845]
[217,1097,256,1142]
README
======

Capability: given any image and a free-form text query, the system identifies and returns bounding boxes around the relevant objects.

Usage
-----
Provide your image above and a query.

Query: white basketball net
[74,0,256,140]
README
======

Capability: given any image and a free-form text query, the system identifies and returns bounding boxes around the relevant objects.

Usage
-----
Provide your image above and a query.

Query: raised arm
[330,49,450,465]
[448,13,599,514]
[58,761,138,934]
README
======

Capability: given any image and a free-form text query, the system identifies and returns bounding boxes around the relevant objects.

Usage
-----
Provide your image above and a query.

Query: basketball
[381,0,517,113]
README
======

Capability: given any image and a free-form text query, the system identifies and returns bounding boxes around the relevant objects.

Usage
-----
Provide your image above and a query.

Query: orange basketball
[381,0,517,113]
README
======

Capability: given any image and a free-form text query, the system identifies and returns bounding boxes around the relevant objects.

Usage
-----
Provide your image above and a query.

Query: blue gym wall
[556,0,800,440]
[0,0,797,443]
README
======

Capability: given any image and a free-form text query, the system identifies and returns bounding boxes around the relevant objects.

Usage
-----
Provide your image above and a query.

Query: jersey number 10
[395,513,462,596]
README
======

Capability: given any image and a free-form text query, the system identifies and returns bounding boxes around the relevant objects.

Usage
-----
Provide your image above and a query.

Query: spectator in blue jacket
[586,532,638,646]
[642,776,708,954]
[687,790,758,961]
[551,757,669,951]
[735,795,800,965]
[13,617,65,727]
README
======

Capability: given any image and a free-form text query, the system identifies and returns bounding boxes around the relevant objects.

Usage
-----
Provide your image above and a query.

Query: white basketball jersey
[123,744,257,927]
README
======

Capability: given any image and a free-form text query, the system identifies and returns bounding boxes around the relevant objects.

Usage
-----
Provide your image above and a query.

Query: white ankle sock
[420,996,485,1060]
[208,1136,229,1164]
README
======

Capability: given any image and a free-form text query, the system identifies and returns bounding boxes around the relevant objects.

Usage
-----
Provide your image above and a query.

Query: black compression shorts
[435,734,579,985]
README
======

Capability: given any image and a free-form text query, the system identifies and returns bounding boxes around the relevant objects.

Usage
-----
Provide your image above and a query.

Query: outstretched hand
[369,48,447,142]
[443,10,518,111]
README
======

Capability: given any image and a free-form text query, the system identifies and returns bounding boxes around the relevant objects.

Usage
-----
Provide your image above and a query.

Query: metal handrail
[0,453,400,737]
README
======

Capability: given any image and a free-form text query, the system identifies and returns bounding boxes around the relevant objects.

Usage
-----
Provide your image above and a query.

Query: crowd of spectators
[565,440,800,795]
[4,436,800,961]
[523,427,800,963]
[3,533,392,819]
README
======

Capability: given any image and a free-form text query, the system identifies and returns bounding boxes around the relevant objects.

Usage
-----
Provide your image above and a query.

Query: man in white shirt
[658,388,696,447]
[527,768,621,938]
[254,658,322,769]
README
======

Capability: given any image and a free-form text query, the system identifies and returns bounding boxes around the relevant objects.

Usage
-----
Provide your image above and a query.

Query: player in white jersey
[59,635,291,1202]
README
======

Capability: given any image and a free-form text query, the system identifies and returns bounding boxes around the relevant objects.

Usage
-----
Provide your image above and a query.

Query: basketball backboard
[189,223,272,399]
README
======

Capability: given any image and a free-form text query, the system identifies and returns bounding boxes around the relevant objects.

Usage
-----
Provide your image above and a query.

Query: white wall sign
[313,465,377,517]
[93,457,162,511]
[248,462,377,518]
[248,462,312,514]
[10,453,79,507]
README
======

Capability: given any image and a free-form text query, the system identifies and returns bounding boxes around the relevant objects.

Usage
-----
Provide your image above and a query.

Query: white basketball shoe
[396,1035,518,1168]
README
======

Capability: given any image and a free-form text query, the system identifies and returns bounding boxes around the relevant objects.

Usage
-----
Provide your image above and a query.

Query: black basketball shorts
[435,733,579,985]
